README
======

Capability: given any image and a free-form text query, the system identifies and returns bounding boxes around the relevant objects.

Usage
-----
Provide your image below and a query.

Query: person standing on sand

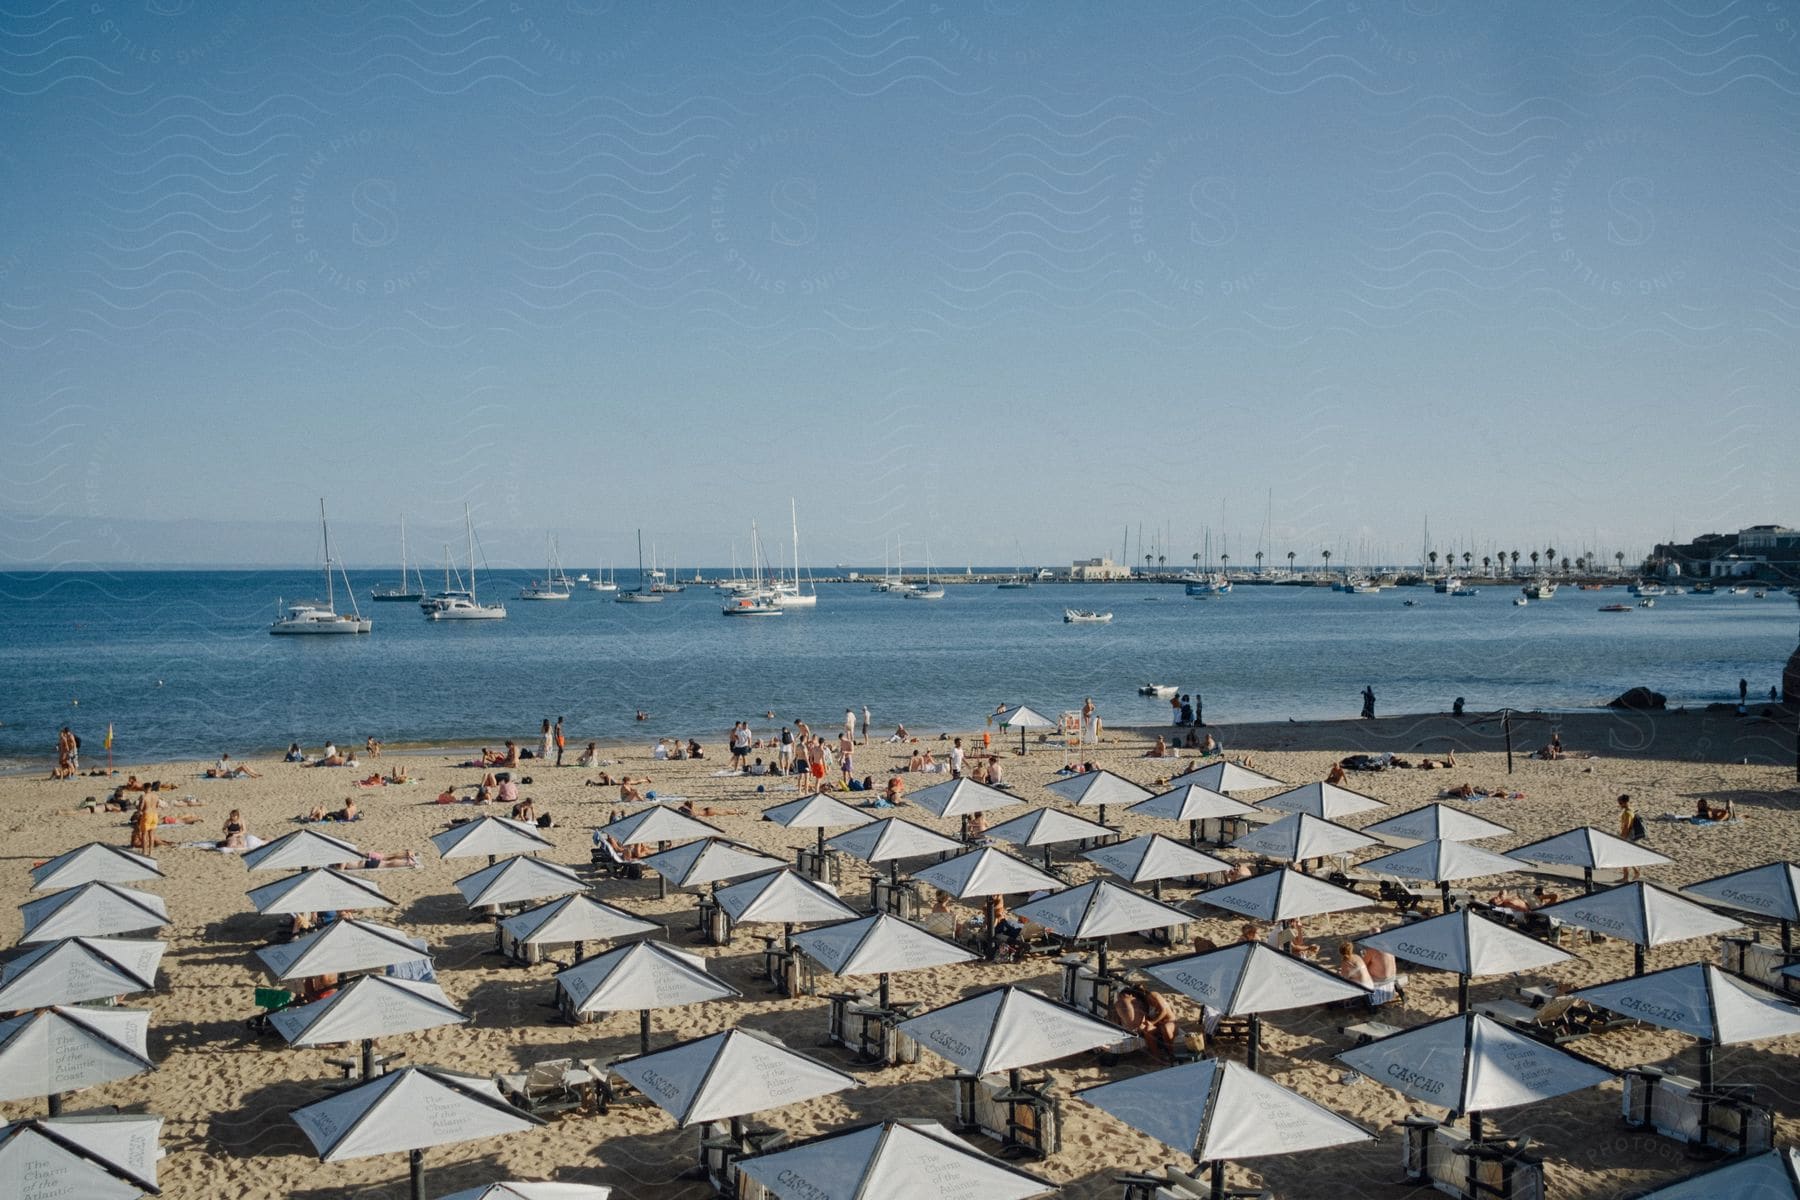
[1361,687,1376,720]
[539,718,553,763]
[1617,794,1645,880]
[844,708,857,743]
[861,704,871,745]
[1740,678,1749,704]
[554,716,566,766]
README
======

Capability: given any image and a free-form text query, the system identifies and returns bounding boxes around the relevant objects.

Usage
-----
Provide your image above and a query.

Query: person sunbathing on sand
[583,772,619,787]
[385,762,408,785]
[1146,736,1170,758]
[1694,796,1732,821]
[221,809,249,851]
[206,754,261,779]
[1326,761,1348,786]
[317,750,348,768]
[337,798,359,822]
[618,778,651,804]
[435,786,458,804]
[363,849,420,868]
[678,798,739,818]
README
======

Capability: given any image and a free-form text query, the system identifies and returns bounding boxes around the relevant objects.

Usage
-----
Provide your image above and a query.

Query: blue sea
[0,571,1792,768]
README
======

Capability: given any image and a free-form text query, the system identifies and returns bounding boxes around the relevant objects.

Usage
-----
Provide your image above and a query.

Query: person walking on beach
[554,717,566,766]
[844,708,857,743]
[539,718,553,763]
[1740,678,1749,704]
[861,704,871,745]
[950,737,965,778]
[1361,686,1376,720]
[778,726,794,773]
[55,726,76,779]
[1617,794,1646,880]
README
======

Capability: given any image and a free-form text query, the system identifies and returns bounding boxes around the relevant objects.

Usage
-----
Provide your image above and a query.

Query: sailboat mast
[465,504,478,603]
[320,499,334,609]
[791,498,801,590]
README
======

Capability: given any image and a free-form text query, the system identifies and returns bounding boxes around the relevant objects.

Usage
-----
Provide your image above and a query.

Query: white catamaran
[771,498,817,608]
[271,500,372,635]
[615,530,663,603]
[426,506,507,620]
[370,514,424,602]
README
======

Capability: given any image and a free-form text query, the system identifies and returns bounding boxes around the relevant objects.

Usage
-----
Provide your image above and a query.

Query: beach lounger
[1115,1164,1271,1199]
[590,839,643,879]
[1474,994,1626,1045]
[1342,1018,1402,1047]
[496,1056,602,1118]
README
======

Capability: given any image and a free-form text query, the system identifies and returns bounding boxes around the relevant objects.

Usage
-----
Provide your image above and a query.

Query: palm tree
[1157,554,1165,574]
[1322,549,1332,574]
[1428,550,1439,574]
[1192,552,1201,575]
[1461,551,1472,571]
[1530,551,1540,573]
[1562,557,1572,574]
[1220,553,1229,577]
[1482,555,1492,576]
[1144,554,1153,576]
[1255,550,1264,574]
[1287,550,1295,575]
[1509,550,1520,575]
[1615,551,1625,575]
[1545,547,1556,575]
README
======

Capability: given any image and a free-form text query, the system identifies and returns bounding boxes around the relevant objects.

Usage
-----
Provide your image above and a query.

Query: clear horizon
[3,5,1795,570]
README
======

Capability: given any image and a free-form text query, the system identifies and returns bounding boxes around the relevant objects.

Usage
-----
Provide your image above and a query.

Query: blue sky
[2,1,1796,569]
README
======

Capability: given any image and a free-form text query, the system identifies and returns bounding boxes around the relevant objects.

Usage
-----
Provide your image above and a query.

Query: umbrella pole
[1634,944,1646,976]
[1043,846,1053,873]
[987,896,999,959]
[1020,727,1027,755]
[1247,1013,1261,1072]
[362,1037,375,1080]
[817,826,826,859]
[1098,938,1110,978]
[410,1148,425,1200]
[47,1091,62,1117]
[1152,879,1162,902]
[1457,974,1469,1014]
[1209,1159,1225,1200]
[1583,866,1594,895]
[1440,881,1452,914]
[1469,1111,1484,1144]
[879,972,891,1010]
[1701,1041,1716,1091]
[659,841,671,900]
[640,1009,652,1056]
[1785,920,1793,954]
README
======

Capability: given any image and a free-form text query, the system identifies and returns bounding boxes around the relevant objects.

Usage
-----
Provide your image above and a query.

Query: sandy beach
[3,706,1797,1199]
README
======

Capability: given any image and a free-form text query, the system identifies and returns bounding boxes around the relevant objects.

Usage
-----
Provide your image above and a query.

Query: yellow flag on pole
[104,724,113,750]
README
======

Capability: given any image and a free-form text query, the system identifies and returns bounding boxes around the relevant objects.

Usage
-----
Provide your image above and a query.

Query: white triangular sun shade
[19,883,169,943]
[1628,1148,1800,1200]
[599,805,722,846]
[429,817,553,860]
[911,848,1063,900]
[760,794,874,831]
[1339,1013,1612,1113]
[790,914,976,978]
[1083,834,1229,883]
[29,844,163,893]
[1359,840,1522,885]
[1363,803,1512,845]
[1166,762,1288,795]
[984,807,1113,848]
[555,940,739,1014]
[435,1184,615,1200]
[247,867,394,916]
[1144,943,1365,1015]
[898,986,1124,1076]
[1359,909,1573,978]
[0,1007,152,1102]
[714,870,858,926]
[1258,781,1386,820]
[826,817,963,864]
[735,1119,1053,1200]
[1076,1058,1369,1162]
[433,1180,612,1200]
[1193,869,1374,922]
[1128,784,1256,823]
[1572,963,1800,1045]
[269,975,466,1046]
[1506,826,1670,871]
[611,1028,859,1127]
[908,778,1019,819]
[0,938,165,1010]
[995,705,1059,730]
[257,920,429,981]
[1231,813,1377,862]
[1044,771,1153,809]
[241,827,363,872]
[291,1065,540,1161]
[639,839,786,889]
[0,1114,163,1199]
[1535,882,1741,948]
[499,895,658,947]
[1013,880,1192,940]
[1684,862,1800,923]
[453,856,587,909]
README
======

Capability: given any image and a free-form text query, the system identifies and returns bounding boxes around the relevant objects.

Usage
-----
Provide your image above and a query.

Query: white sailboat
[870,536,899,592]
[271,500,372,635]
[427,506,507,620]
[420,543,472,613]
[771,499,818,608]
[518,535,574,600]
[904,544,944,600]
[615,530,664,603]
[723,522,783,616]
[586,562,617,592]
[370,514,424,602]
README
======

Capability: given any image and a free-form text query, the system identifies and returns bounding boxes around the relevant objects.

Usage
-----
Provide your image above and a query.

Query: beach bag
[1628,815,1647,841]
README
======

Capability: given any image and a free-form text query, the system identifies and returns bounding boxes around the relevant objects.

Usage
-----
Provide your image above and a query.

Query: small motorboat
[1402,599,1418,607]
[1064,609,1112,624]
[1513,597,1529,606]
[1451,586,1479,597]
[1139,684,1178,697]
[1637,598,1656,608]
[1598,603,1632,612]
[1753,590,1767,599]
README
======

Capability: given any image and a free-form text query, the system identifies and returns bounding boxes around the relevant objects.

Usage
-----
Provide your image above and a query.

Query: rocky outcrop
[1608,687,1667,711]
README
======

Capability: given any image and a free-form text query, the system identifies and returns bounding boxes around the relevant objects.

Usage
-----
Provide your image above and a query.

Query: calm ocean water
[1,571,1793,767]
